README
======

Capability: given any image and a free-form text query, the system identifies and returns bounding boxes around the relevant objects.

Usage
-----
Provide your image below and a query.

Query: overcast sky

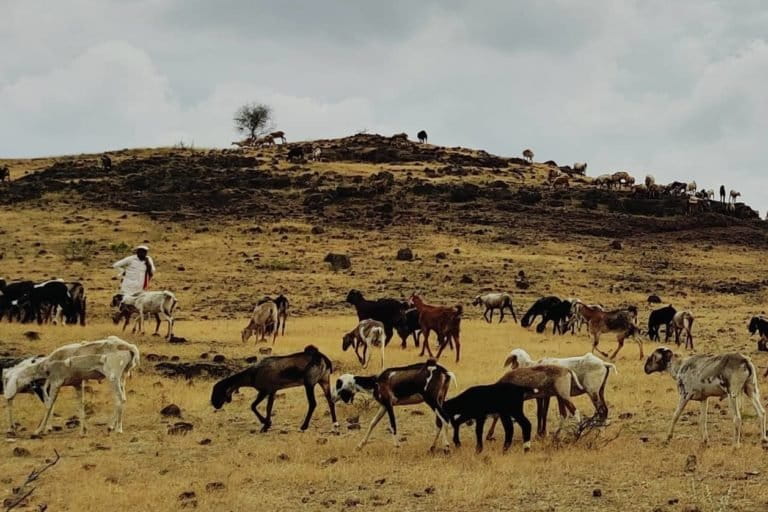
[2,1,767,211]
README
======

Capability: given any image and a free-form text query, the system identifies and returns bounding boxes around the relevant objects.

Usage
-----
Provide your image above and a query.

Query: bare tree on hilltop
[234,103,274,139]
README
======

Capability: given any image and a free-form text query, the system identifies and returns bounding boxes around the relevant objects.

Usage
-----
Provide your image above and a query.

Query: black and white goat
[342,319,386,369]
[333,359,455,451]
[748,316,768,351]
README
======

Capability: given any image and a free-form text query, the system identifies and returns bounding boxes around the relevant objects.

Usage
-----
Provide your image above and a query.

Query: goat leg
[249,391,270,429]
[318,378,339,430]
[499,414,514,452]
[299,383,317,431]
[474,416,486,453]
[263,393,276,433]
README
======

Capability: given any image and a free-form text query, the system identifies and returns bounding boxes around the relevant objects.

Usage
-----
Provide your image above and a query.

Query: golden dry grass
[2,148,768,510]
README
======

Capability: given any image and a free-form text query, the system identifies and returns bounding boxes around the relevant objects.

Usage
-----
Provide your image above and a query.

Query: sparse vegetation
[63,238,97,263]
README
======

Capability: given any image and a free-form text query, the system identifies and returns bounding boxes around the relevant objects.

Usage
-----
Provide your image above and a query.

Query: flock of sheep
[3,285,767,456]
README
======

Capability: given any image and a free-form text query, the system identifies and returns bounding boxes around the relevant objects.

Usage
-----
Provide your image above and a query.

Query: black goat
[346,290,407,346]
[30,280,74,325]
[648,305,677,341]
[522,296,572,334]
[521,296,562,329]
[442,382,532,453]
[748,316,768,351]
[0,280,35,322]
[210,345,337,432]
[395,307,421,348]
[417,130,428,143]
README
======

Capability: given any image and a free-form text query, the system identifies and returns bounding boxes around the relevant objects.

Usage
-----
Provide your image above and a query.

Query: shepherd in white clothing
[113,245,156,295]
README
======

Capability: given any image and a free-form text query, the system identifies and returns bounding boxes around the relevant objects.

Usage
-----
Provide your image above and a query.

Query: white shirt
[113,255,156,295]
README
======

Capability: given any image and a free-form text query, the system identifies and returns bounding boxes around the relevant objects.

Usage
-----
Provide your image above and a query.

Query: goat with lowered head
[2,336,139,435]
[112,290,177,339]
[35,349,139,436]
[443,382,531,453]
[242,300,279,344]
[346,289,407,347]
[342,319,386,369]
[504,348,616,420]
[748,316,768,351]
[644,347,767,447]
[410,294,463,362]
[211,345,337,432]
[333,359,455,451]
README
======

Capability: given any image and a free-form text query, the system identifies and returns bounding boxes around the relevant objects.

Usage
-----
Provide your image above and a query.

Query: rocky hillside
[2,134,766,245]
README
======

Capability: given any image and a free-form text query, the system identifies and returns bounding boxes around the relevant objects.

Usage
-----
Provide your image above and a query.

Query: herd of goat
[2,281,768,452]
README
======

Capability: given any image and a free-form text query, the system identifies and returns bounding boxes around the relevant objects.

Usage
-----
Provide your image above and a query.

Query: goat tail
[604,362,618,375]
[569,370,584,394]
[126,343,141,378]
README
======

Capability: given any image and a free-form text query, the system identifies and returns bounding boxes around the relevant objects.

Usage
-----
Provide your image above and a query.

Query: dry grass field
[2,143,768,511]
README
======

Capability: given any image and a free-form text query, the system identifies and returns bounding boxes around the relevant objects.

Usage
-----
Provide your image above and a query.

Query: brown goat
[486,365,582,439]
[580,304,641,360]
[409,294,463,362]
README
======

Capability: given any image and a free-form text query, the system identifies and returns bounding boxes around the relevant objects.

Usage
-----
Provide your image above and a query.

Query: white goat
[504,348,616,420]
[120,290,177,339]
[645,175,655,188]
[241,301,279,343]
[687,181,697,194]
[644,347,767,447]
[671,310,695,350]
[473,292,517,324]
[35,349,139,435]
[730,190,741,203]
[3,336,139,434]
[342,319,386,369]
[706,189,715,200]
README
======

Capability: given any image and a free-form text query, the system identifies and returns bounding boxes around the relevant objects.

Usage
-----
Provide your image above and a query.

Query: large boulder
[396,248,414,261]
[324,253,351,270]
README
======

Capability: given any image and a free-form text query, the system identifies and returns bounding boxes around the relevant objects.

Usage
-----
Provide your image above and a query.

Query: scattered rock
[610,240,623,250]
[167,422,193,435]
[12,447,30,457]
[324,253,351,270]
[460,275,474,284]
[344,497,362,507]
[258,347,272,355]
[311,226,325,235]
[277,453,290,461]
[435,252,447,260]
[198,438,212,446]
[178,491,197,509]
[396,248,414,261]
[684,454,697,473]
[618,412,633,420]
[205,482,226,493]
[322,457,339,467]
[168,335,188,344]
[212,354,226,363]
[160,404,182,418]
[23,331,41,341]
[592,489,602,498]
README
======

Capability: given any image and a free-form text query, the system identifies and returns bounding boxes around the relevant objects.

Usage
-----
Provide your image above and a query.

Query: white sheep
[504,348,616,420]
[35,349,139,436]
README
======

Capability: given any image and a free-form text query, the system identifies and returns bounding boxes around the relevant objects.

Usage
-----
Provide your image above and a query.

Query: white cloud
[1,0,766,212]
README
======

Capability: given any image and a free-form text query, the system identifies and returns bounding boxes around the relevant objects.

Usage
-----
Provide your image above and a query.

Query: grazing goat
[522,148,534,162]
[521,296,572,334]
[0,280,35,322]
[594,174,612,189]
[687,181,697,194]
[719,185,726,203]
[487,365,582,438]
[611,171,632,189]
[113,291,177,339]
[580,304,641,359]
[333,359,455,451]
[748,316,768,351]
[395,308,422,348]
[3,336,138,435]
[504,349,616,420]
[410,294,463,362]
[648,305,676,341]
[645,175,655,188]
[0,165,9,183]
[342,319,386,369]
[566,299,602,334]
[706,189,715,200]
[100,154,112,171]
[473,292,517,324]
[35,349,139,436]
[211,345,337,432]
[257,294,289,335]
[269,131,286,144]
[730,190,741,203]
[671,310,695,350]
[346,290,407,347]
[242,301,279,344]
[286,146,304,162]
[644,347,767,447]
[417,130,428,143]
[443,382,531,453]
[1,357,46,433]
[30,280,74,325]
